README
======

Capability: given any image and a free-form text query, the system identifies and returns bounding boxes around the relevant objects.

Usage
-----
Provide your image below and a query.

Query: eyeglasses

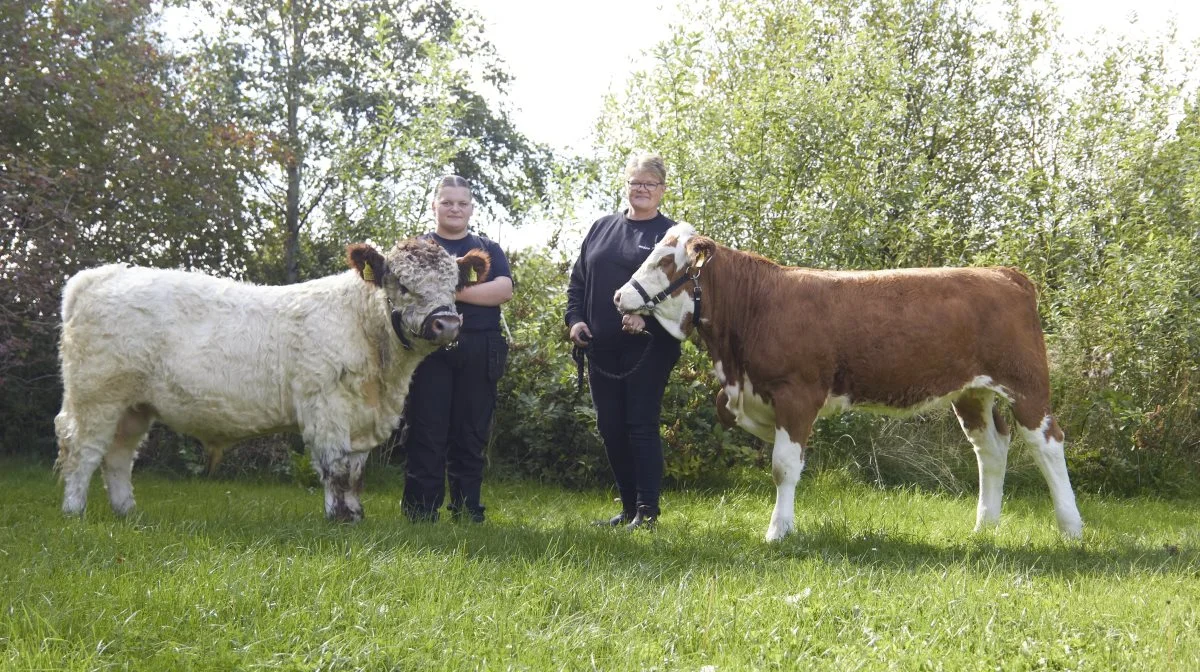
[626,180,662,191]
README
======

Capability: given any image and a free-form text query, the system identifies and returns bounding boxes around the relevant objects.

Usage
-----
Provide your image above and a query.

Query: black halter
[628,261,703,329]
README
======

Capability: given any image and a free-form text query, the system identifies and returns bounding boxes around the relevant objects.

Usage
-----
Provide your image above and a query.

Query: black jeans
[587,338,681,515]
[402,330,507,520]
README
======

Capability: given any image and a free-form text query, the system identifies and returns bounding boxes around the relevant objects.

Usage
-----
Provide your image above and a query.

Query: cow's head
[346,239,490,350]
[614,222,715,341]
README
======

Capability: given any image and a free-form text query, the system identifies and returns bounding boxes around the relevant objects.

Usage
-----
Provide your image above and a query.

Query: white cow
[54,239,489,521]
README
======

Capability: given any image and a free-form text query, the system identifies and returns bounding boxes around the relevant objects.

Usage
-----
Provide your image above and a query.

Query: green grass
[1,458,1197,671]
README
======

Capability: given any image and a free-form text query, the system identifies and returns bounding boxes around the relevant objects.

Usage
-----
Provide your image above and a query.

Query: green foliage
[566,0,1200,494]
[186,0,551,283]
[5,0,1198,499]
[489,250,608,486]
[1,0,256,453]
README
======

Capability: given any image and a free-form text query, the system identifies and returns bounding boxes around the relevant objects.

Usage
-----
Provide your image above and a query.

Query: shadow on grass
[9,457,1196,584]
[109,500,1199,586]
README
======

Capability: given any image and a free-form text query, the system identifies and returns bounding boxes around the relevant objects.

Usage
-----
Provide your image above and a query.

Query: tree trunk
[283,6,304,285]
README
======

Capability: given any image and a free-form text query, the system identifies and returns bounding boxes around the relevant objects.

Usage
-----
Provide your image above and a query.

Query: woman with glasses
[565,153,682,530]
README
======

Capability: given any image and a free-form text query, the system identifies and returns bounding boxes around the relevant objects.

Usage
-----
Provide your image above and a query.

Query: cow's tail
[61,264,126,324]
[997,266,1038,299]
[55,269,105,478]
[53,405,76,479]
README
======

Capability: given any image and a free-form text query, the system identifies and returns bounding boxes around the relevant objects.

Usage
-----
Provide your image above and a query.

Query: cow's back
[59,264,377,442]
[793,266,1047,408]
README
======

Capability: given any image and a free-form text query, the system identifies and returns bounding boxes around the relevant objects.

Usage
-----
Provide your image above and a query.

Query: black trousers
[402,330,507,520]
[587,338,681,516]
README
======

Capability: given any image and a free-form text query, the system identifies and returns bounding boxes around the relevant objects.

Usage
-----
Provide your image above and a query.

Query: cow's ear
[347,243,385,287]
[686,236,716,268]
[457,249,491,290]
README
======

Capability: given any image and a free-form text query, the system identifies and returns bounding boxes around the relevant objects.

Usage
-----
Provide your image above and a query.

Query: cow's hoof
[765,522,792,542]
[327,507,364,523]
[1058,519,1083,539]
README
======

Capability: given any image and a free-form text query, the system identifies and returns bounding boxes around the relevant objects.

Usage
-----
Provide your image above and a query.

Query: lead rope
[572,332,655,394]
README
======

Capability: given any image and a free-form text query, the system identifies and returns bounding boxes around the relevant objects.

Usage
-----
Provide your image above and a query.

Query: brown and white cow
[54,239,488,522]
[614,223,1082,541]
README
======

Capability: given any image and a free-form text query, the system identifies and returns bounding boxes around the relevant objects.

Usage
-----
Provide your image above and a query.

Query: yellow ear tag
[467,267,478,283]
[362,265,375,283]
[694,252,708,268]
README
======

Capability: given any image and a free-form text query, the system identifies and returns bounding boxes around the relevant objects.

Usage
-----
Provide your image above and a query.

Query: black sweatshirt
[425,232,511,333]
[565,211,681,349]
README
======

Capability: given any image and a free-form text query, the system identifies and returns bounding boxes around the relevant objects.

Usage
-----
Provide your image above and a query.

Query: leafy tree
[579,0,1200,492]
[189,0,550,283]
[1,0,254,454]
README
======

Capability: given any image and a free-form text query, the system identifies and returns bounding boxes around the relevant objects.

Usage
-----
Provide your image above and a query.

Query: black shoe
[450,505,485,524]
[592,510,635,527]
[403,504,439,523]
[625,505,658,531]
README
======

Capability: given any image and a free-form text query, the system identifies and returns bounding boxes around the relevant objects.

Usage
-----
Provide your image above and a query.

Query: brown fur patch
[346,243,386,286]
[685,242,1055,447]
[953,395,987,432]
[457,249,491,290]
[1044,417,1064,443]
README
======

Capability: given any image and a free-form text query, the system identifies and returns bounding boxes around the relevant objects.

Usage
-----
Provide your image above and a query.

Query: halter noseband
[628,260,704,329]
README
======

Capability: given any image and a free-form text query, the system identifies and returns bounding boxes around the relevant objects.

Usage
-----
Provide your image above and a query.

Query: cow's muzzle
[390,306,461,350]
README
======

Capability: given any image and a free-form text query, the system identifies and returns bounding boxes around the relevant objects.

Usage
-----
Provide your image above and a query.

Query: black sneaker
[592,511,635,527]
[403,503,439,523]
[450,507,486,524]
[625,505,658,531]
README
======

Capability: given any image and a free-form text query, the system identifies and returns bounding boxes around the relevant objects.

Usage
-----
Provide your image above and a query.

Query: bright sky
[460,0,1199,155]
[460,0,1199,248]
[456,0,686,154]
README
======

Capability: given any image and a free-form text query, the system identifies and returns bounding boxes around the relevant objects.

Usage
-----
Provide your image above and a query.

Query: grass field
[1,457,1197,671]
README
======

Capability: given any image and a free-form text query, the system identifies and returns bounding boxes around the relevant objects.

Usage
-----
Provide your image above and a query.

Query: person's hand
[569,322,593,347]
[621,314,647,335]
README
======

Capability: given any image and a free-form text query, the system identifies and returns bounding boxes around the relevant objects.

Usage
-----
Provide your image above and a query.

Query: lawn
[1,457,1197,671]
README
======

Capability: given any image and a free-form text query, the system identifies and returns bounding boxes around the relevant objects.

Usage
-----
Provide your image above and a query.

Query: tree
[1,0,255,453]
[190,0,550,283]
[584,0,1200,491]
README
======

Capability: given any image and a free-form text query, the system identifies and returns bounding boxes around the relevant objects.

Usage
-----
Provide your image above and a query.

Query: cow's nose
[613,289,623,307]
[421,307,461,345]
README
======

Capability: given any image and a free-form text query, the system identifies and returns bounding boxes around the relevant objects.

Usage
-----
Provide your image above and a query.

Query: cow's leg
[714,390,736,429]
[765,389,819,542]
[953,391,1010,532]
[100,406,152,516]
[342,451,369,521]
[306,421,360,523]
[1013,402,1083,538]
[57,404,124,516]
[205,441,232,476]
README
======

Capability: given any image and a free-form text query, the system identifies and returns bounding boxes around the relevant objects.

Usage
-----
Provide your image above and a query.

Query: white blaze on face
[614,223,697,340]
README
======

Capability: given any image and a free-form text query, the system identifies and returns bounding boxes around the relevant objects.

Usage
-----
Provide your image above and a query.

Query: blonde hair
[431,174,473,202]
[624,153,667,184]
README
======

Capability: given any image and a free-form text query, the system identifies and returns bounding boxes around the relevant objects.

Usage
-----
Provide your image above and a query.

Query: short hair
[624,153,667,184]
[431,174,473,201]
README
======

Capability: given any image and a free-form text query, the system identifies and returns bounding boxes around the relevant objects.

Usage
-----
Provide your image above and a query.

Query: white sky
[460,0,1200,155]
[460,0,1199,249]
[162,2,1199,249]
